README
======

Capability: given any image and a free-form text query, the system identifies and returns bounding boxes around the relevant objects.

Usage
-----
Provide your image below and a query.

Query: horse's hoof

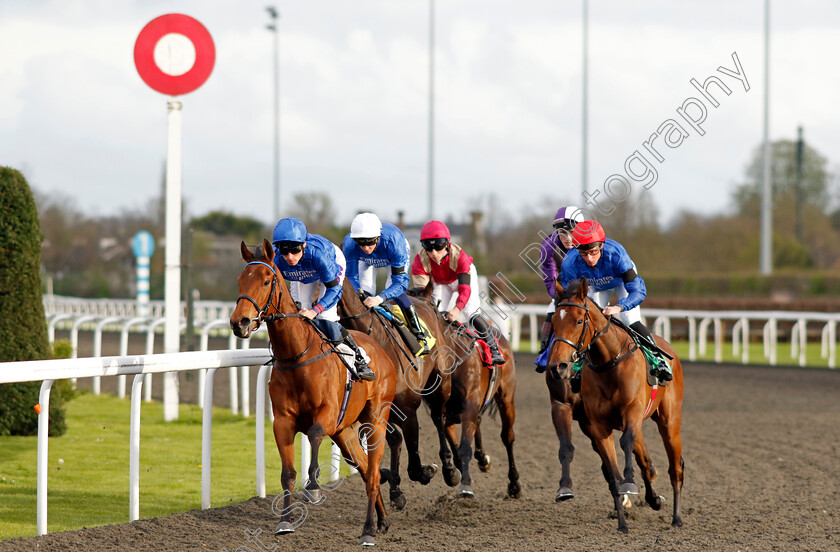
[275,521,295,535]
[647,494,664,510]
[419,464,438,485]
[478,454,492,473]
[458,485,474,498]
[360,534,376,546]
[618,525,629,535]
[377,518,391,534]
[555,487,574,502]
[390,490,407,511]
[443,465,461,487]
[300,487,322,503]
[507,480,521,499]
[672,517,683,528]
[619,482,639,495]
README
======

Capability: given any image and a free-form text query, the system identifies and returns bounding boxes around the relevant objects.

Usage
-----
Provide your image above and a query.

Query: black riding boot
[538,313,553,354]
[629,321,672,382]
[401,304,431,356]
[340,327,376,381]
[471,315,505,365]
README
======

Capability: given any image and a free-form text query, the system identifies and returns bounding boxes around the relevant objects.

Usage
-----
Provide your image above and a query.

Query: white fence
[502,304,840,368]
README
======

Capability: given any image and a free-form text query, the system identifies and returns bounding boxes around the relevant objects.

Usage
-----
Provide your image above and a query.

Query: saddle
[374,303,437,356]
[446,320,502,369]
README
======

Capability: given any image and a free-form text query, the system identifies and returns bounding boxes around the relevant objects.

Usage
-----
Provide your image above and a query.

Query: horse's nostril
[238,317,251,328]
[558,362,568,370]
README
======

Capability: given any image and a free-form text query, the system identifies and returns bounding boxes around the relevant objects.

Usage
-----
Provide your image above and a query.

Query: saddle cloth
[335,342,371,365]
[389,307,438,352]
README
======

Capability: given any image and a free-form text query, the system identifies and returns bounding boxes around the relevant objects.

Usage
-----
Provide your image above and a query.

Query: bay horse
[230,240,397,546]
[413,285,521,499]
[548,278,684,533]
[336,278,462,509]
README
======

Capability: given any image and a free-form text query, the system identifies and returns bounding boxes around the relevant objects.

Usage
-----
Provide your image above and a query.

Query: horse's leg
[457,400,480,497]
[301,421,327,504]
[473,419,492,472]
[427,393,461,486]
[618,420,641,496]
[590,431,628,533]
[331,424,388,545]
[402,397,437,485]
[381,422,407,510]
[551,399,575,501]
[272,415,300,535]
[652,409,685,527]
[632,431,664,511]
[494,380,521,499]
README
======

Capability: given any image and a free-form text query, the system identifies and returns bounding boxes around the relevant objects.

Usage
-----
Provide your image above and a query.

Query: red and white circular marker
[134,14,215,96]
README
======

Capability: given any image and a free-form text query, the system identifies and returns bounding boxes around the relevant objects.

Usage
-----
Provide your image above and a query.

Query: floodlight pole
[267,6,280,222]
[759,0,772,275]
[582,0,589,197]
[428,0,435,220]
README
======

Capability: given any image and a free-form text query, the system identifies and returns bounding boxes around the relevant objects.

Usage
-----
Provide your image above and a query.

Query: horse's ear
[577,277,588,298]
[262,239,274,262]
[554,280,564,299]
[240,241,253,262]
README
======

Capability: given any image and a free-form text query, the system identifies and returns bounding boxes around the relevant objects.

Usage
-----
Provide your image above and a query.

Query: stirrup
[353,361,376,381]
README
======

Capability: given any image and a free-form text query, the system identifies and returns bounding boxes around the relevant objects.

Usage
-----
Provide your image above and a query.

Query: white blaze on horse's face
[559,309,567,320]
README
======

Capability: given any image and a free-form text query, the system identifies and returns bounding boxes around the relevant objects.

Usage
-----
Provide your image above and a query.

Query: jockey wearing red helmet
[411,220,504,364]
[560,220,672,383]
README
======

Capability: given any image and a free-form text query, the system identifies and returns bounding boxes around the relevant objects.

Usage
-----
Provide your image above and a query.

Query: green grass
[0,393,345,540]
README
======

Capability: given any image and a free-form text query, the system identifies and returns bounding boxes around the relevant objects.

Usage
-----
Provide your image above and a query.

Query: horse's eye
[576,319,583,325]
[263,279,271,286]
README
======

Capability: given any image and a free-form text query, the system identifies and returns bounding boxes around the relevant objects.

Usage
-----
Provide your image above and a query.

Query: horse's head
[407,281,435,300]
[547,278,591,379]
[230,239,283,338]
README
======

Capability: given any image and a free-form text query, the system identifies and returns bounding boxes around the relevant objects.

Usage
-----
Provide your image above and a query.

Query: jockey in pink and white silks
[272,217,375,381]
[410,220,505,365]
[342,212,430,356]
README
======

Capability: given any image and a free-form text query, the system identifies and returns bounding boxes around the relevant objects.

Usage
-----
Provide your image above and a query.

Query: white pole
[582,0,589,196]
[201,368,218,509]
[36,380,55,536]
[760,0,772,274]
[427,0,435,219]
[164,98,183,421]
[255,364,271,498]
[129,374,144,521]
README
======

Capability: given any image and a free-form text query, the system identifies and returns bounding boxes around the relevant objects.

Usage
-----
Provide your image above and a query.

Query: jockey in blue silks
[342,212,430,356]
[272,217,375,381]
[559,220,672,384]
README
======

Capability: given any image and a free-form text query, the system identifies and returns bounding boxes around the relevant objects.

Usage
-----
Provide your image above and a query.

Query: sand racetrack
[1,355,838,552]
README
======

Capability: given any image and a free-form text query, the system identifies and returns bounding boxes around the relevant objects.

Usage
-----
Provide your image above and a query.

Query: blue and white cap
[552,206,584,230]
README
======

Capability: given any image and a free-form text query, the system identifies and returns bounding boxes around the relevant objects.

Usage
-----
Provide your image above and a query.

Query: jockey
[342,212,430,356]
[560,220,672,383]
[537,206,585,358]
[272,217,376,381]
[410,220,505,365]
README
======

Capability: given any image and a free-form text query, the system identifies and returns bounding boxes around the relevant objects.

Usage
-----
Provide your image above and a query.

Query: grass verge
[0,392,344,540]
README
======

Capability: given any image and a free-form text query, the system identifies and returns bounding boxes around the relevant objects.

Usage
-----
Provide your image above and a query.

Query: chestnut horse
[412,286,521,499]
[336,278,462,509]
[230,240,397,546]
[548,278,684,533]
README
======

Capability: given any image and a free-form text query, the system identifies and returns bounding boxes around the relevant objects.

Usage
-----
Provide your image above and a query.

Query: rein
[552,298,638,373]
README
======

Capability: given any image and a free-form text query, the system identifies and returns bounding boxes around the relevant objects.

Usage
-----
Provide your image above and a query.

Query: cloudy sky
[3,0,840,229]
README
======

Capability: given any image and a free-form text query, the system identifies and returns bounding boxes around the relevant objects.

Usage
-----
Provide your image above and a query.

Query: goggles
[353,237,379,248]
[421,238,449,252]
[553,220,576,232]
[275,241,304,255]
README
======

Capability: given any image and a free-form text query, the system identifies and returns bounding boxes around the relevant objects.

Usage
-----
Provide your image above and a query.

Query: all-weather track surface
[2,356,838,551]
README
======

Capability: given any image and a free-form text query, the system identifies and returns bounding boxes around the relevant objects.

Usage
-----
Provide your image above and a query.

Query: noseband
[550,297,635,373]
[236,261,282,327]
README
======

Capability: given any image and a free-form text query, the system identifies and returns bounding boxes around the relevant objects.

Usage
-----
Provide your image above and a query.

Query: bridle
[235,261,281,328]
[549,296,638,373]
[234,260,323,368]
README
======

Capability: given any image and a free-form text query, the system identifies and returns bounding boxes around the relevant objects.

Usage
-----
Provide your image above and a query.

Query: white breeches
[287,244,346,322]
[588,285,642,326]
[433,263,481,323]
